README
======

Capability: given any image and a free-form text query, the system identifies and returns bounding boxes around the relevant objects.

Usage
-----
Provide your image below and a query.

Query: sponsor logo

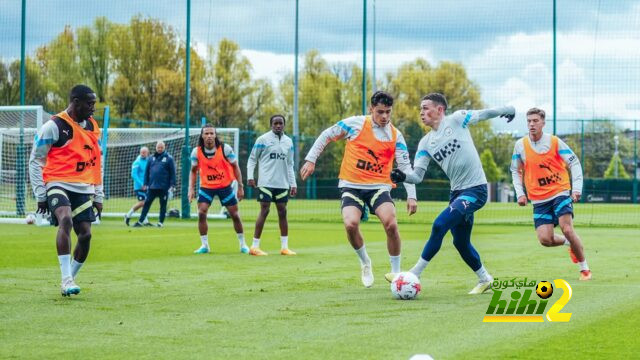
[432,139,461,163]
[483,278,573,323]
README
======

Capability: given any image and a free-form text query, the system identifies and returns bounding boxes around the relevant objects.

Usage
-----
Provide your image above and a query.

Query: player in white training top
[390,93,515,294]
[247,114,297,256]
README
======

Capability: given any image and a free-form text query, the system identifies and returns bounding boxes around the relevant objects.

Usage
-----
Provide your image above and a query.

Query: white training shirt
[412,106,515,191]
[510,133,583,204]
[247,130,296,189]
[305,115,416,199]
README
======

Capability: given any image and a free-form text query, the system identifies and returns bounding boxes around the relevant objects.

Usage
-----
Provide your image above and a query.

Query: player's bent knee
[59,216,73,230]
[538,237,554,247]
[344,221,359,233]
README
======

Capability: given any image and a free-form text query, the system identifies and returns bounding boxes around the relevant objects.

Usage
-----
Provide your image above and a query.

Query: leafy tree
[0,58,47,106]
[604,153,630,179]
[480,148,504,182]
[77,17,112,103]
[37,25,81,110]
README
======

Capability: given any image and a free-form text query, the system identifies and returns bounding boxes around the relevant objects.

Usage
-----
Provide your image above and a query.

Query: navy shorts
[135,190,147,201]
[448,184,488,218]
[340,187,393,214]
[257,187,289,203]
[532,195,573,228]
[46,187,96,226]
[198,185,237,206]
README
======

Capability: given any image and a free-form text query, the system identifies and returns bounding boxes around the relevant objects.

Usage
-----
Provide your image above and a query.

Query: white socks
[281,236,289,250]
[200,235,209,248]
[126,208,135,218]
[578,260,589,271]
[71,259,84,278]
[389,255,401,273]
[252,238,260,248]
[58,254,71,280]
[355,245,371,266]
[237,233,247,249]
[475,265,492,282]
[563,238,570,246]
[410,258,429,277]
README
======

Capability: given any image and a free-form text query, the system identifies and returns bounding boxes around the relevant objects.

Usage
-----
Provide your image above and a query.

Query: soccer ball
[25,213,36,225]
[536,281,554,299]
[391,272,421,300]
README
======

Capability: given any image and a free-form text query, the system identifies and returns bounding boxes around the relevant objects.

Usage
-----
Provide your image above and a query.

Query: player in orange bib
[188,124,249,254]
[511,108,591,280]
[29,85,103,296]
[300,91,417,288]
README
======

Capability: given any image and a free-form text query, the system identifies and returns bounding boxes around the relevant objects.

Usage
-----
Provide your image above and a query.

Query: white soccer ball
[25,213,36,225]
[390,272,421,300]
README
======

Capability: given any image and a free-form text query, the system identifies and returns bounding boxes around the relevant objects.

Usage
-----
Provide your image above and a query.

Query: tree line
[0,16,635,180]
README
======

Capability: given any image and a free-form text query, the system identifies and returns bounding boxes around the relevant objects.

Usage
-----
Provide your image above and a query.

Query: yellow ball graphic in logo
[536,281,554,299]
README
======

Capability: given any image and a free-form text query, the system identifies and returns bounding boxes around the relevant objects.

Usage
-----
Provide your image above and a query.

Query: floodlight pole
[552,0,557,135]
[181,0,192,219]
[293,0,300,170]
[362,0,367,115]
[372,0,376,92]
[16,0,27,216]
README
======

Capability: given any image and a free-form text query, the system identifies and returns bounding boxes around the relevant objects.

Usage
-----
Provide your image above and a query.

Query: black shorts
[135,190,147,201]
[532,195,574,228]
[198,185,238,206]
[340,187,393,214]
[46,187,96,226]
[257,187,289,203]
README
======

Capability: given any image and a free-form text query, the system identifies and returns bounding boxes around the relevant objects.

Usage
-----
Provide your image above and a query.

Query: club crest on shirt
[444,127,453,137]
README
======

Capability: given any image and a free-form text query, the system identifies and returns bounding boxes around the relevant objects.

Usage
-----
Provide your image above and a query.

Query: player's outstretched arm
[510,139,527,206]
[457,106,516,127]
[302,117,360,180]
[390,167,426,185]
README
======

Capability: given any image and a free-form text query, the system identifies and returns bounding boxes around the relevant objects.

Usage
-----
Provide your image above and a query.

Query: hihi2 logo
[483,278,573,322]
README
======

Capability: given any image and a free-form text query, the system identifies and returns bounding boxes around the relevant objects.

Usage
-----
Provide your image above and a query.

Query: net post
[101,106,110,199]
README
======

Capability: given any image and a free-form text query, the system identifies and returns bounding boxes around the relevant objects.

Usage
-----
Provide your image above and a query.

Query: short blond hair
[526,107,546,119]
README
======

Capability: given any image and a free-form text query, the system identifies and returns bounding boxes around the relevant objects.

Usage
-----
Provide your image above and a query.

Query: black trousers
[139,189,168,224]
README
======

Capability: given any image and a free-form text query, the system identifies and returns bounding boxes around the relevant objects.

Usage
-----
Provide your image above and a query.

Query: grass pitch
[1,218,639,359]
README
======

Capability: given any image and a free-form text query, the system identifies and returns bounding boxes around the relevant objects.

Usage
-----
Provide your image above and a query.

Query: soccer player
[29,84,103,297]
[133,141,175,228]
[300,91,418,288]
[247,114,297,256]
[390,93,515,294]
[125,146,150,226]
[188,124,249,254]
[510,108,591,280]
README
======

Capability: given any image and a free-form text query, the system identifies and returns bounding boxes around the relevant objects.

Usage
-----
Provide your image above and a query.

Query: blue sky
[1,0,639,133]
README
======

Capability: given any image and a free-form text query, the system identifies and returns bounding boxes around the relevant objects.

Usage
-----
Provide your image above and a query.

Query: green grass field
[1,217,639,359]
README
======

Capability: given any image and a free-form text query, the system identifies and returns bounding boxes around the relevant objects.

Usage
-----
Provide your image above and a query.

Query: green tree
[604,153,630,179]
[206,39,255,129]
[480,148,504,182]
[0,58,47,106]
[37,25,81,110]
[77,17,113,103]
[109,16,179,121]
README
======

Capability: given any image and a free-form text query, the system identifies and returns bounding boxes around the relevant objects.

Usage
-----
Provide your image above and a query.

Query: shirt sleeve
[287,140,297,187]
[223,144,237,164]
[413,136,431,172]
[400,136,429,184]
[453,106,516,128]
[190,147,198,167]
[394,131,416,199]
[557,138,583,194]
[510,139,526,199]
[304,116,363,163]
[29,120,59,202]
[247,136,265,181]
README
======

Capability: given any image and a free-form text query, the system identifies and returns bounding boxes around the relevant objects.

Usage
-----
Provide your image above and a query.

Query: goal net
[100,127,240,221]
